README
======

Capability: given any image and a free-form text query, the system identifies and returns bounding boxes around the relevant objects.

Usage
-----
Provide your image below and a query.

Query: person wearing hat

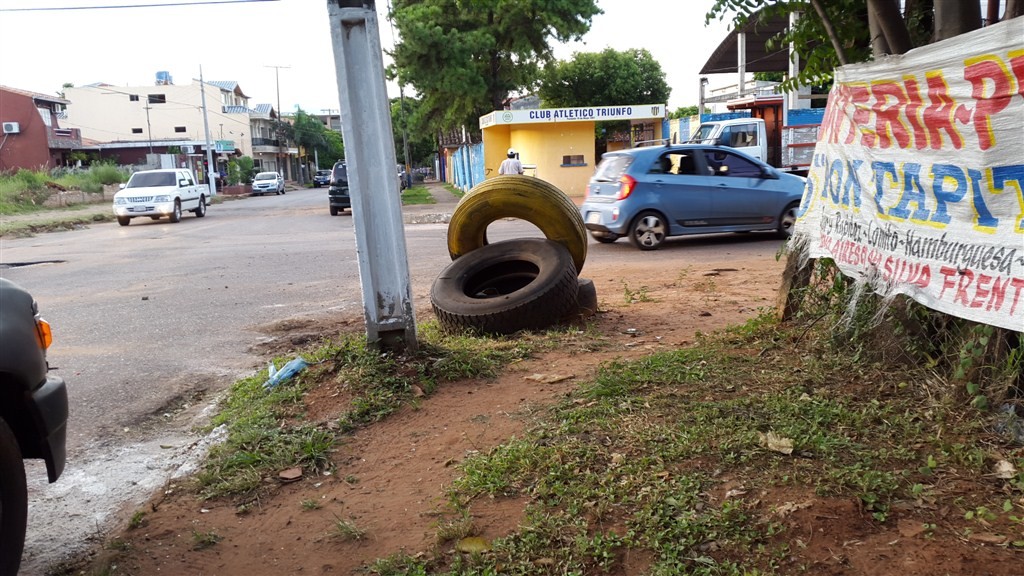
[498,148,524,175]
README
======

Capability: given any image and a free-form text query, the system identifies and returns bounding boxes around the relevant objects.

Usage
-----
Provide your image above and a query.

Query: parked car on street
[113,168,208,226]
[252,172,285,196]
[0,278,68,574]
[580,144,806,250]
[313,169,332,188]
[328,162,350,215]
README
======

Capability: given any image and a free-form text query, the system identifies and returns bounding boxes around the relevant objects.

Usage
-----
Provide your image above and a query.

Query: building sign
[480,104,666,129]
[215,140,234,153]
[792,18,1024,331]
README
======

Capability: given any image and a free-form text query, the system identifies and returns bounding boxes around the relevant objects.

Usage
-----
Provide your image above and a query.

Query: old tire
[629,210,667,250]
[169,200,182,223]
[194,195,207,217]
[117,216,131,227]
[447,176,588,275]
[431,238,579,335]
[777,202,799,238]
[0,418,28,576]
[576,278,598,317]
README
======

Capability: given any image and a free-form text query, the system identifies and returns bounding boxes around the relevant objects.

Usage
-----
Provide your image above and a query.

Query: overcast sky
[0,0,733,115]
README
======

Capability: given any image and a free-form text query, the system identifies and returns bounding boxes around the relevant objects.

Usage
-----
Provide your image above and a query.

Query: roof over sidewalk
[700,10,792,75]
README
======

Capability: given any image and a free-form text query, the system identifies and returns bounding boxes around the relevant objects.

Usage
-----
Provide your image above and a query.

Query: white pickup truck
[692,116,819,176]
[112,168,208,226]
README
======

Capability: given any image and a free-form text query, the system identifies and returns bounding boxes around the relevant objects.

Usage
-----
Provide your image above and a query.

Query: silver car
[252,172,285,196]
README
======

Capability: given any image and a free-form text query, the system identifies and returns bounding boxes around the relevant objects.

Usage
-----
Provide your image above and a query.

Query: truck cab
[692,118,767,164]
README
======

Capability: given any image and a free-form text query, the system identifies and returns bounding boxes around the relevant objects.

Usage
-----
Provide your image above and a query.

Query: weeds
[332,517,366,541]
[190,528,222,550]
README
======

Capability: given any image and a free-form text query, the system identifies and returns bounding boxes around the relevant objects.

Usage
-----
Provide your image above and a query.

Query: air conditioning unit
[2,122,20,134]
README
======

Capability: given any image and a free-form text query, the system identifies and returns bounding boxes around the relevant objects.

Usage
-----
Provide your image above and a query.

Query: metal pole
[266,65,290,176]
[199,67,217,196]
[327,0,417,352]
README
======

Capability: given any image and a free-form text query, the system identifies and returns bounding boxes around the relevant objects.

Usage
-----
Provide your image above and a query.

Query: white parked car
[113,168,208,226]
[252,172,285,196]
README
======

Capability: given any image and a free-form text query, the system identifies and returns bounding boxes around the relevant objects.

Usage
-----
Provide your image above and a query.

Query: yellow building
[479,104,666,197]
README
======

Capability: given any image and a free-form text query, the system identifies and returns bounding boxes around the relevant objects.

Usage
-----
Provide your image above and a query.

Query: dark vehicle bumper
[29,374,68,482]
[329,189,351,209]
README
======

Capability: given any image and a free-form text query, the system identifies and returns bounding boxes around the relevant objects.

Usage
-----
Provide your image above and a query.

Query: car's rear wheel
[117,216,131,226]
[194,195,207,217]
[169,200,182,223]
[629,210,667,250]
[777,202,799,238]
[0,418,28,576]
[590,231,619,244]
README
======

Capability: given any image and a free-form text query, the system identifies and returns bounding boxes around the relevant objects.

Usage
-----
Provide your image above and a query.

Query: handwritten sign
[792,17,1024,331]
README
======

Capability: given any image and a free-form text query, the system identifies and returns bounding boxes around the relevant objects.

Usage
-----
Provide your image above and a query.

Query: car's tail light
[35,317,53,350]
[616,175,637,200]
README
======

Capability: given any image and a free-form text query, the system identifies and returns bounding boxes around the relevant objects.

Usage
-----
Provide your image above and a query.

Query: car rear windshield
[332,165,347,182]
[591,155,632,182]
[127,172,176,188]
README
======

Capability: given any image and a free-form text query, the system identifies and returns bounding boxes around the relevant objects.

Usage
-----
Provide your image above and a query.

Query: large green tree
[707,0,1022,90]
[390,96,436,167]
[389,0,601,134]
[537,48,670,108]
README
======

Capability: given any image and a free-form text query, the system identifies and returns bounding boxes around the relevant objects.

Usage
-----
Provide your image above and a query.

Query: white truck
[692,116,820,176]
[112,168,208,226]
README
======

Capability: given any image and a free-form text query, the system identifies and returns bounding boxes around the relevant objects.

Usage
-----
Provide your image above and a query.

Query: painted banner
[792,17,1024,332]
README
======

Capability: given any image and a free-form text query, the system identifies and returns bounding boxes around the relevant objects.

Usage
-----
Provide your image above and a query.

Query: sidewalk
[0,181,460,231]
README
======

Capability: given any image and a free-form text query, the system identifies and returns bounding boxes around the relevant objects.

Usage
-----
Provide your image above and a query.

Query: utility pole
[327,0,417,352]
[143,104,153,154]
[265,65,290,177]
[199,66,217,196]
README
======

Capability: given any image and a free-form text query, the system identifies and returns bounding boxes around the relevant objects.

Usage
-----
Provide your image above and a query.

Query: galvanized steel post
[326,0,417,352]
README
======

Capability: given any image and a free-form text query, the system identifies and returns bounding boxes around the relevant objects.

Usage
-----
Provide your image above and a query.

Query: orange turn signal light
[35,318,53,350]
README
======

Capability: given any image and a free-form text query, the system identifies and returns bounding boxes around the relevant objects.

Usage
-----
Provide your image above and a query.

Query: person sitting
[498,148,524,175]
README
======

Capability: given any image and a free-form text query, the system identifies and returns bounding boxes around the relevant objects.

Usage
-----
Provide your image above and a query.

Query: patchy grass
[193,323,538,500]
[401,185,437,205]
[83,303,1024,575]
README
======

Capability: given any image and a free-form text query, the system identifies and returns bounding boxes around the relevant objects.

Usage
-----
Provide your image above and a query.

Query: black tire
[431,238,579,335]
[0,419,28,576]
[280,187,286,195]
[117,216,130,227]
[448,176,588,275]
[330,206,339,216]
[194,195,207,218]
[590,231,619,244]
[575,278,598,316]
[629,210,667,250]
[777,202,799,238]
[169,199,182,223]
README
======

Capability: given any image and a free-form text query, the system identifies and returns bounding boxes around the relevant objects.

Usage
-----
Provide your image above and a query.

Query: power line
[0,0,277,12]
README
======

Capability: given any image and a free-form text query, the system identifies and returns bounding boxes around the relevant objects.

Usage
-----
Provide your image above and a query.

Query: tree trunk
[809,0,848,65]
[934,0,982,41]
[1007,0,1024,19]
[868,5,892,56]
[987,0,1001,24]
[868,0,914,53]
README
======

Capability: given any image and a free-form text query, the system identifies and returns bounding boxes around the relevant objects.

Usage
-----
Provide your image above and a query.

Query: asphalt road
[0,185,787,572]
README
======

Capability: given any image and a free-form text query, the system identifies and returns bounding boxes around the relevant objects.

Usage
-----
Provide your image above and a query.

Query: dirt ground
[76,251,1018,575]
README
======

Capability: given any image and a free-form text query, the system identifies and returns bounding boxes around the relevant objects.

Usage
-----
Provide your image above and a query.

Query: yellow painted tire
[447,176,588,274]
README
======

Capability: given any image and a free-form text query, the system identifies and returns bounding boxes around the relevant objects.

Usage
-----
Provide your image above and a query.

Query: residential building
[0,85,82,172]
[61,74,298,180]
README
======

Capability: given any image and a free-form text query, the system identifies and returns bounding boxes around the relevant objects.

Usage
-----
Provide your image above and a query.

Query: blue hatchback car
[580,144,806,250]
